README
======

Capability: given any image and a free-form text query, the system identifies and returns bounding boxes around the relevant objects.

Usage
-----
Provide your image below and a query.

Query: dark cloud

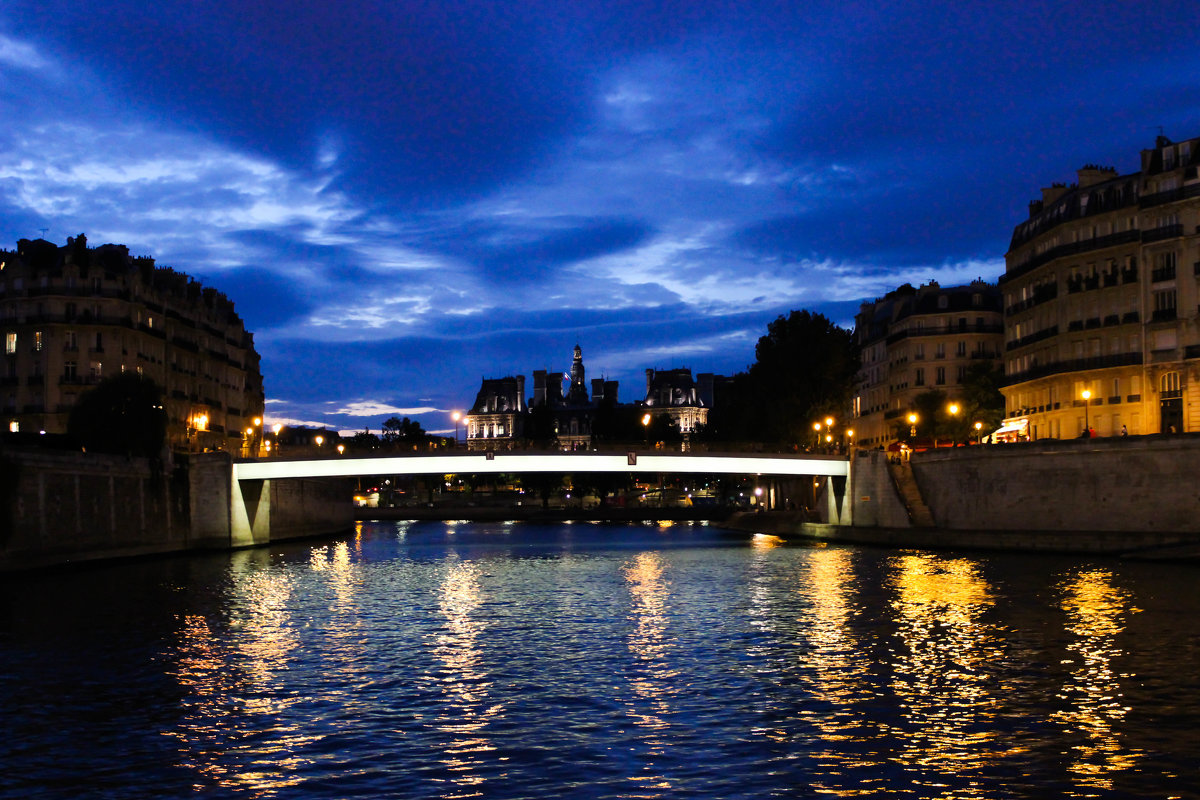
[197,266,315,330]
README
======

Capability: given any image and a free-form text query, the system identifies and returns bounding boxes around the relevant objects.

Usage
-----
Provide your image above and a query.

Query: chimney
[1041,184,1069,205]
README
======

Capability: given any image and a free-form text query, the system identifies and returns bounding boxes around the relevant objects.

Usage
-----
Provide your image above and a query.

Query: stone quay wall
[0,448,353,570]
[907,435,1200,535]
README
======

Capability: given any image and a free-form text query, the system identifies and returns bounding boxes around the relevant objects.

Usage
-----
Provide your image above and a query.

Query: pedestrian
[1121,425,1128,437]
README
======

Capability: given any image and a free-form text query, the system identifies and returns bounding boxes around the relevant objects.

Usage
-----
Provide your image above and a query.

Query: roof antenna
[38,227,49,239]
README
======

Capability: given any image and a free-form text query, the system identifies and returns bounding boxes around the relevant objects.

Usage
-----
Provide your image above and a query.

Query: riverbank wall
[723,435,1200,558]
[0,448,353,570]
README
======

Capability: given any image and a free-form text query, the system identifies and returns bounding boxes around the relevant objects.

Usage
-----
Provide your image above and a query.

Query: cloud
[332,402,440,418]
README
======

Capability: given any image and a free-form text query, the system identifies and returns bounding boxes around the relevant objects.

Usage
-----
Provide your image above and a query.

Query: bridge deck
[232,451,849,481]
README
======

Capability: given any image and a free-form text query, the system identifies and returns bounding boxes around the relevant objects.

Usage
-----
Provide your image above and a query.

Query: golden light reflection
[888,553,1002,795]
[798,549,881,796]
[433,560,499,797]
[751,533,784,549]
[622,551,677,791]
[166,567,317,795]
[1052,568,1142,790]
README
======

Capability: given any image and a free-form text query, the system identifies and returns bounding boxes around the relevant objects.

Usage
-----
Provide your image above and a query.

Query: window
[935,343,946,359]
[936,367,946,385]
[956,341,966,357]
[34,331,42,351]
[1153,290,1177,321]
[1161,371,1181,397]
[65,330,77,350]
[915,368,925,387]
[64,361,77,380]
[90,361,102,379]
[7,421,16,433]
[957,366,966,383]
[4,332,14,354]
[914,343,925,360]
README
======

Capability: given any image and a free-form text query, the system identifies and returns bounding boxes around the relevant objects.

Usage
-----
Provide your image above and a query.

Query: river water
[2,521,1198,799]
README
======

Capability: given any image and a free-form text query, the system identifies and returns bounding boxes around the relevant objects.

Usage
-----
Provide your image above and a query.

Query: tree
[348,429,381,453]
[745,310,860,444]
[381,416,426,449]
[67,373,166,458]
[959,361,1007,436]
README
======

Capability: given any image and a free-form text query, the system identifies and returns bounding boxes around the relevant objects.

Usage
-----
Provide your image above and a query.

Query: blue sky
[3,1,1198,434]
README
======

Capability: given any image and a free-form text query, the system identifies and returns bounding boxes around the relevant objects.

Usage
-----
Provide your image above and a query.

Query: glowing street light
[813,421,822,449]
[1081,388,1092,436]
[451,411,462,448]
[974,420,983,444]
[947,403,959,416]
[337,443,345,455]
[315,435,324,448]
[907,412,918,438]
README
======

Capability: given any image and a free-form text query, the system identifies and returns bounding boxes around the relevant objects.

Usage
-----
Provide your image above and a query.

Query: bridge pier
[231,477,272,548]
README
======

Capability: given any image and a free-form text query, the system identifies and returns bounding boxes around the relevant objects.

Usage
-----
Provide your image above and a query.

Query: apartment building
[1,236,265,451]
[853,280,1004,447]
[1000,133,1200,438]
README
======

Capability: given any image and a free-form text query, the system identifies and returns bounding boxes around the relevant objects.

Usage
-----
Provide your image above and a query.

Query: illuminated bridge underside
[233,452,849,482]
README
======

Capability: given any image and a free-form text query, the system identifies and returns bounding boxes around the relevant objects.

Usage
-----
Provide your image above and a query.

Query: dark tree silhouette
[67,373,166,457]
[745,310,860,444]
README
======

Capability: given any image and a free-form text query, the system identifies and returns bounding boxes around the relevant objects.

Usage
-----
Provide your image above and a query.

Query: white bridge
[223,451,852,548]
[233,451,850,481]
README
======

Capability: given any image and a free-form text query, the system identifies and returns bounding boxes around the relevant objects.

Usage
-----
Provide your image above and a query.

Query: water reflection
[888,553,1001,796]
[167,556,313,795]
[1053,568,1141,791]
[432,558,499,799]
[623,551,677,795]
[799,548,881,797]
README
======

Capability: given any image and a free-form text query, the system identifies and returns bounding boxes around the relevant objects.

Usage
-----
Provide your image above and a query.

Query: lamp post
[272,423,282,456]
[451,411,461,449]
[1081,388,1092,436]
[642,413,652,447]
[813,421,822,450]
[907,413,918,439]
[973,420,982,444]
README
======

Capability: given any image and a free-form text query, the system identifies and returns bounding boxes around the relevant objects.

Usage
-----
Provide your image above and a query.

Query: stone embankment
[722,435,1200,560]
[0,449,352,571]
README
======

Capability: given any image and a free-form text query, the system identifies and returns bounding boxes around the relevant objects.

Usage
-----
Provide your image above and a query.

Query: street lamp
[1081,388,1092,436]
[451,411,462,448]
[973,420,982,444]
[813,421,822,449]
[337,443,345,455]
[272,423,282,456]
[315,435,324,448]
[907,412,918,439]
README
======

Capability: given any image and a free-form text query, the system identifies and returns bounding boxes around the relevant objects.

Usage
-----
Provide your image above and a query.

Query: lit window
[7,421,16,433]
[4,332,14,354]
[34,331,42,351]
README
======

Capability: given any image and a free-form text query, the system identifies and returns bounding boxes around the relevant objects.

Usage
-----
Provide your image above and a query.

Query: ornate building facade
[642,368,709,434]
[853,280,1004,448]
[1000,132,1200,438]
[464,376,526,450]
[1,236,264,451]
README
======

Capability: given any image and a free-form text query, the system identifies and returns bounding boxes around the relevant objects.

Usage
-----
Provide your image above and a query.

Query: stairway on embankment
[887,460,935,527]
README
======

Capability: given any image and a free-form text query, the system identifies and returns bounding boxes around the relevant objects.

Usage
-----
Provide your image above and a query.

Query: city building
[641,368,709,435]
[1,235,264,451]
[464,376,526,451]
[852,280,1004,448]
[1000,132,1200,438]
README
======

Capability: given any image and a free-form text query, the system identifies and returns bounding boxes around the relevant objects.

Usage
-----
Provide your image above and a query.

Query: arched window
[1161,371,1182,398]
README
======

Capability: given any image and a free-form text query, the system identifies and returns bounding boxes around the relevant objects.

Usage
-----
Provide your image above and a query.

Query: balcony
[1139,181,1200,209]
[1001,351,1144,387]
[1151,308,1178,323]
[1002,229,1141,284]
[1143,224,1184,244]
[1151,264,1177,283]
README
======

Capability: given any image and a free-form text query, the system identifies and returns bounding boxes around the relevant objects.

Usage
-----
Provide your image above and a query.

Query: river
[2,521,1198,799]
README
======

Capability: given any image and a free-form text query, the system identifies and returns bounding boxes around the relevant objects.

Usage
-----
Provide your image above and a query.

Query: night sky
[3,1,1198,435]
